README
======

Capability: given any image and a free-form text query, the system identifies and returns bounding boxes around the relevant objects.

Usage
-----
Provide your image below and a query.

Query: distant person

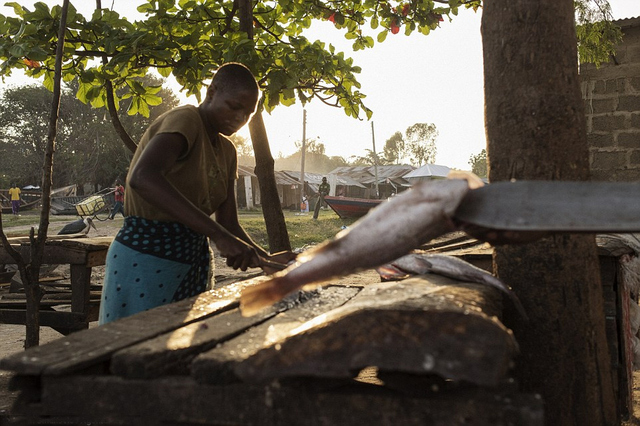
[313,177,330,220]
[301,195,309,213]
[8,183,21,216]
[108,180,125,219]
[98,63,296,325]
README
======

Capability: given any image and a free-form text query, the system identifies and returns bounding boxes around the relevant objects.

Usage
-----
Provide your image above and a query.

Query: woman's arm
[216,178,297,272]
[128,133,259,271]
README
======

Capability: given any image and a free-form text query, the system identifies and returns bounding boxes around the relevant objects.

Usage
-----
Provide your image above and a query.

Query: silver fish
[240,179,471,316]
[377,253,528,320]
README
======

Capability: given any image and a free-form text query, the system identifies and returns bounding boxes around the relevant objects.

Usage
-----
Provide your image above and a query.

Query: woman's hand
[214,233,260,271]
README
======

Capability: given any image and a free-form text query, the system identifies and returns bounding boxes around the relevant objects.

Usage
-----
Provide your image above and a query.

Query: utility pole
[300,109,307,207]
[371,121,380,198]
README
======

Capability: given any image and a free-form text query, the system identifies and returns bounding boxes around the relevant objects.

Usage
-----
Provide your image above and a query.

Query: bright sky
[4,1,639,170]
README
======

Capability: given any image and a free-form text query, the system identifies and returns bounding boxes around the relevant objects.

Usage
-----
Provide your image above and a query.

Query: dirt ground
[2,218,640,424]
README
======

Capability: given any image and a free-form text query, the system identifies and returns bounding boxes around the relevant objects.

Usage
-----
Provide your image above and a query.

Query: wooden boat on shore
[324,195,385,219]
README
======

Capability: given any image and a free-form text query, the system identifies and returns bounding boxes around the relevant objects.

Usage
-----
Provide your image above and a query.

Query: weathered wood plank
[195,275,516,387]
[109,304,280,379]
[0,291,101,301]
[70,264,91,316]
[6,234,91,244]
[111,287,358,378]
[9,375,543,426]
[113,286,360,380]
[191,285,361,385]
[0,236,112,265]
[0,310,87,330]
[0,276,270,376]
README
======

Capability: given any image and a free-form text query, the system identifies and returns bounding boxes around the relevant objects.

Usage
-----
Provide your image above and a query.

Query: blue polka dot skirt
[98,216,212,325]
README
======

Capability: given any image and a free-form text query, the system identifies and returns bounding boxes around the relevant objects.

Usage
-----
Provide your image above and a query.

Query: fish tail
[506,291,529,322]
[240,276,292,317]
[482,274,529,321]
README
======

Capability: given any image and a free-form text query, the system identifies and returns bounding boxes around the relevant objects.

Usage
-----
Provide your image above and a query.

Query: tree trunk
[95,0,137,154]
[482,1,617,424]
[105,79,137,153]
[248,111,292,252]
[20,0,71,348]
[238,0,290,252]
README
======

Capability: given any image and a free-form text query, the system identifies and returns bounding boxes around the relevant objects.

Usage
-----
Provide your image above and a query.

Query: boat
[323,195,385,219]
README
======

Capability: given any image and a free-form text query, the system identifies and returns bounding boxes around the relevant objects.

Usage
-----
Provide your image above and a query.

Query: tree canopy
[0,76,178,189]
[468,148,487,178]
[0,1,619,123]
[379,122,437,166]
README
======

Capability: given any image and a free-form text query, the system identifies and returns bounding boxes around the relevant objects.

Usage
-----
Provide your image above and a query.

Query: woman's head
[200,63,260,136]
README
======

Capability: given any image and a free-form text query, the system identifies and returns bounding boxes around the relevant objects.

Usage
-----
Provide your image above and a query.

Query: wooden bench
[0,271,543,425]
[0,235,112,335]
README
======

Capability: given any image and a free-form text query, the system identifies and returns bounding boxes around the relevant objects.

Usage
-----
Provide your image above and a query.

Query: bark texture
[239,0,291,253]
[248,112,292,252]
[482,1,617,424]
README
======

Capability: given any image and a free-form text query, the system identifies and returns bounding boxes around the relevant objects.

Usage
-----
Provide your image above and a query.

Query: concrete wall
[580,17,640,182]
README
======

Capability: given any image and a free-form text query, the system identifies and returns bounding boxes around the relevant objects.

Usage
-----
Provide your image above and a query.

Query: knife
[453,181,640,232]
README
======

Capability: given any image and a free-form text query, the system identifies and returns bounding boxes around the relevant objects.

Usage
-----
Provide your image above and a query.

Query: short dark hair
[211,62,259,94]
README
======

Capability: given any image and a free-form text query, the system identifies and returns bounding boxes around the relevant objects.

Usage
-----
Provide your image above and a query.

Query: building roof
[327,164,415,185]
[403,164,451,179]
[273,170,300,186]
[282,170,366,190]
[237,164,256,177]
[615,17,640,29]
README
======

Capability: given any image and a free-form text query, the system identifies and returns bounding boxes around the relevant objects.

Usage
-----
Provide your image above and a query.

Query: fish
[376,252,528,320]
[240,178,472,316]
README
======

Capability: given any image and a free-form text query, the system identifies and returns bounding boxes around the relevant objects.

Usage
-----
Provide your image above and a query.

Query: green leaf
[157,66,172,78]
[62,72,75,82]
[8,44,27,58]
[43,71,54,91]
[27,46,49,61]
[130,80,145,94]
[29,2,52,21]
[138,98,150,117]
[76,81,91,104]
[377,30,388,43]
[90,93,106,109]
[137,3,154,13]
[4,2,25,17]
[143,94,162,106]
[127,97,139,116]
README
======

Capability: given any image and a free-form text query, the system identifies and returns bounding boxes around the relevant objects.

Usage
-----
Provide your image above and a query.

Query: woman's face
[201,85,258,136]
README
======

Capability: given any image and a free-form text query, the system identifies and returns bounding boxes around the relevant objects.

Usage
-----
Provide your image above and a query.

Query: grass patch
[2,208,357,249]
[239,209,357,251]
[1,211,75,235]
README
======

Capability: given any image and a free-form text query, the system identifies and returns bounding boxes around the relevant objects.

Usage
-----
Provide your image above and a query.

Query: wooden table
[0,236,112,335]
[0,267,543,425]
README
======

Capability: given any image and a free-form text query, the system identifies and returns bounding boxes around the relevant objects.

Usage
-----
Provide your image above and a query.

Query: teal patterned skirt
[98,216,212,325]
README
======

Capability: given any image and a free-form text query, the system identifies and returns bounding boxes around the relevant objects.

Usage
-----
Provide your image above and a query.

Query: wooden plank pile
[0,236,112,334]
[0,268,543,425]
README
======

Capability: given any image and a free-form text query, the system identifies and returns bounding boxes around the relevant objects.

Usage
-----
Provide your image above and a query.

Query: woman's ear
[205,83,217,101]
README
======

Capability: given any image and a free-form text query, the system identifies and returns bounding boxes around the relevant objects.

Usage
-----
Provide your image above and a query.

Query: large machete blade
[453,181,640,232]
